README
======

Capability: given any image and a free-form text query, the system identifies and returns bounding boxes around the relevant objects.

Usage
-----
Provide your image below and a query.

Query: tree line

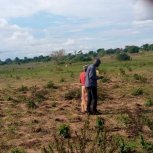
[0,43,153,65]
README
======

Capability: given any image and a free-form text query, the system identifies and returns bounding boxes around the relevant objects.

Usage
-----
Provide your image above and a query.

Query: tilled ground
[0,81,153,153]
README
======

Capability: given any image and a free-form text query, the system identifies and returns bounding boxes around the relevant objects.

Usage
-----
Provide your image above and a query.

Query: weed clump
[120,139,136,153]
[58,124,70,138]
[133,74,147,83]
[17,85,28,93]
[45,81,57,89]
[96,117,104,130]
[32,89,48,103]
[116,53,131,61]
[64,88,81,100]
[141,135,153,152]
[119,68,126,75]
[145,99,153,107]
[27,100,37,109]
[11,148,26,153]
[101,76,110,83]
[132,88,144,96]
[60,78,65,83]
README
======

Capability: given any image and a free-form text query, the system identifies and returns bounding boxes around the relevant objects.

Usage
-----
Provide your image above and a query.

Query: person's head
[93,58,101,67]
[83,65,88,72]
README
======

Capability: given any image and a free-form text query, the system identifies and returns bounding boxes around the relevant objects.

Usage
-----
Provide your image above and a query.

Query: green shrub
[117,114,130,126]
[33,89,47,103]
[144,117,153,131]
[145,99,153,107]
[64,88,81,100]
[101,77,110,83]
[27,100,37,109]
[17,85,28,92]
[11,148,26,153]
[119,68,126,75]
[120,139,136,153]
[133,74,147,83]
[116,53,131,61]
[141,135,153,152]
[58,124,70,138]
[132,88,144,96]
[60,78,65,82]
[127,67,132,72]
[45,81,56,89]
[96,117,104,130]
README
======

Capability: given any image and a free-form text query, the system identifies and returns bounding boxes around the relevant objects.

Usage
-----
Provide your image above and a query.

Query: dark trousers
[87,87,97,113]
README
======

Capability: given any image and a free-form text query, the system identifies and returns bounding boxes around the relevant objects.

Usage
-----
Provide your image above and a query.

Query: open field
[0,52,153,153]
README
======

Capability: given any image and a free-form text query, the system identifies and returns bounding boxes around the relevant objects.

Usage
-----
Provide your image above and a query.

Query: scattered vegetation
[133,74,147,83]
[64,88,81,100]
[145,99,153,107]
[11,148,26,153]
[58,124,70,138]
[45,81,56,89]
[27,99,37,109]
[132,88,144,96]
[17,85,28,93]
[119,68,126,76]
[116,53,131,61]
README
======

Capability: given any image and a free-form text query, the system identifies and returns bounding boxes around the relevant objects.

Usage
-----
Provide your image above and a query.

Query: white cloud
[134,0,153,20]
[0,0,133,19]
[0,0,153,59]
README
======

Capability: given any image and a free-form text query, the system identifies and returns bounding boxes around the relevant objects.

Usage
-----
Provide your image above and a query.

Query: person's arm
[96,76,104,80]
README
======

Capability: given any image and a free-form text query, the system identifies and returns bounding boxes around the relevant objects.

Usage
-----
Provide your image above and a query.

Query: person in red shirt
[80,65,88,113]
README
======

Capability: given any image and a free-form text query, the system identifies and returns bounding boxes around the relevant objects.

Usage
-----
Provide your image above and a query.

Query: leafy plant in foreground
[58,124,70,138]
[145,99,153,107]
[132,88,144,96]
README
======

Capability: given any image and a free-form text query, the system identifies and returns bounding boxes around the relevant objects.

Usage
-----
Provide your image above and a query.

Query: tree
[51,49,66,64]
[124,46,139,53]
[116,53,131,61]
[141,44,149,51]
[14,57,21,64]
[5,58,12,64]
[97,48,105,56]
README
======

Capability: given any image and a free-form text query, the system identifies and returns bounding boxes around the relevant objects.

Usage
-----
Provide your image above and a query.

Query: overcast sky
[0,0,153,60]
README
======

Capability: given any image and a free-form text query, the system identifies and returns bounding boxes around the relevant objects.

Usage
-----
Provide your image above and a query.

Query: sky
[0,0,153,60]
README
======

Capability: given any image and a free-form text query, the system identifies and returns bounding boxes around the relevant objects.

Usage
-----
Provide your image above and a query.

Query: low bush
[96,117,105,130]
[45,81,56,89]
[119,68,126,75]
[101,76,110,83]
[32,89,48,103]
[27,100,37,109]
[58,124,70,138]
[141,135,153,152]
[116,53,131,61]
[17,85,28,92]
[64,88,81,100]
[60,78,65,83]
[133,74,147,83]
[11,148,26,153]
[132,88,144,96]
[145,99,153,107]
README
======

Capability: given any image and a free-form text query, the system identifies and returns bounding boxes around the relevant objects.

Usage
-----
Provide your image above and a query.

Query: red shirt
[80,72,86,86]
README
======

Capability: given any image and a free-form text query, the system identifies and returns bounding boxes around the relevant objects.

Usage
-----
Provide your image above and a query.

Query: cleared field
[0,52,153,153]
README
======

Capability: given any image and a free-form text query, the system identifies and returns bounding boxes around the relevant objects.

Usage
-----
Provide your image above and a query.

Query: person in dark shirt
[85,58,103,115]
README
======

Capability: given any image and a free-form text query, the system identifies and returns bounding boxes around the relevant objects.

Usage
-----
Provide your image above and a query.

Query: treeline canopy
[0,43,153,65]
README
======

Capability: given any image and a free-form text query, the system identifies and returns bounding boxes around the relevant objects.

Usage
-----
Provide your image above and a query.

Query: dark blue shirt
[85,64,97,87]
